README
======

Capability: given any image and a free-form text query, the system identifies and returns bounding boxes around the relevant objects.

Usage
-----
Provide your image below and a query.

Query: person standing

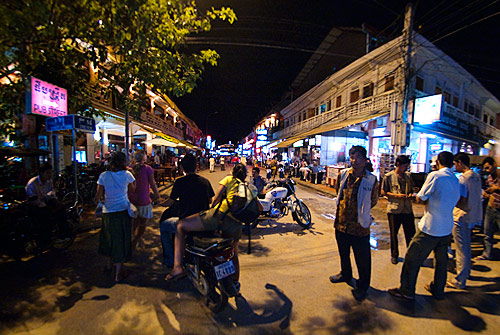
[475,157,500,260]
[447,153,483,289]
[159,154,214,267]
[220,156,225,171]
[388,151,460,300]
[95,152,136,283]
[129,150,161,249]
[209,156,215,173]
[329,146,379,301]
[381,155,416,265]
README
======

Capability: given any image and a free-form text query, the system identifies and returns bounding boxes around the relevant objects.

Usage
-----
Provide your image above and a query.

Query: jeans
[482,205,500,259]
[400,230,451,298]
[387,213,416,259]
[452,220,471,288]
[335,230,371,291]
[160,217,179,267]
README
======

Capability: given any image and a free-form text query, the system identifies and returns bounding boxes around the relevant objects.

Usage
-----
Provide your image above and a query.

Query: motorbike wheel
[61,192,84,216]
[51,219,76,251]
[293,201,312,228]
[206,283,229,313]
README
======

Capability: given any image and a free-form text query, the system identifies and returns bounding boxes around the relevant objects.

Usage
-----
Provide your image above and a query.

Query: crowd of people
[22,145,500,299]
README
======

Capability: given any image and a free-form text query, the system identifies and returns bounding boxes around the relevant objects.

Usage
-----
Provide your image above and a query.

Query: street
[1,166,499,335]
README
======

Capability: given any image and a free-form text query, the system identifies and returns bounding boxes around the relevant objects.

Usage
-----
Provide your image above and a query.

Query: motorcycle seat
[192,236,233,249]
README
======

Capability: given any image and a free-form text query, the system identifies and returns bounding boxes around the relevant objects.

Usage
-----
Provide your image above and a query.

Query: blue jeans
[482,205,500,259]
[160,217,179,267]
[452,220,471,288]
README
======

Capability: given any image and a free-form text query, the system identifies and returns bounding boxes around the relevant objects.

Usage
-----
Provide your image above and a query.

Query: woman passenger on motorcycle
[166,163,251,282]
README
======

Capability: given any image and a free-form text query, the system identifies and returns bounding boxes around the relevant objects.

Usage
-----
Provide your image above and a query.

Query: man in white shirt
[447,153,483,289]
[25,163,56,207]
[389,151,460,300]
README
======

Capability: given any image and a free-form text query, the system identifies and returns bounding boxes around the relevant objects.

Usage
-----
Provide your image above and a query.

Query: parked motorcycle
[252,178,312,229]
[183,232,240,313]
[0,198,77,260]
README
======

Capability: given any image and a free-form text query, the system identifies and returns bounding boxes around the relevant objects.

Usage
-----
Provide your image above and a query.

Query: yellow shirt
[218,175,240,213]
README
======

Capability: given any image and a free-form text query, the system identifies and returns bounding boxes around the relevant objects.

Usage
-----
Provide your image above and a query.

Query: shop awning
[276,111,389,148]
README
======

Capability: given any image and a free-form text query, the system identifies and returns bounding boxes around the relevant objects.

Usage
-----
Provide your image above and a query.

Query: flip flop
[388,288,415,301]
[165,270,186,282]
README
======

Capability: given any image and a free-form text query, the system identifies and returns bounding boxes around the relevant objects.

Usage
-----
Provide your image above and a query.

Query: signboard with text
[27,77,68,117]
[46,115,96,133]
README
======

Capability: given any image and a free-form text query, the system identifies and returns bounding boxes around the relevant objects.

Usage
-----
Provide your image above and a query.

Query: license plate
[214,260,235,280]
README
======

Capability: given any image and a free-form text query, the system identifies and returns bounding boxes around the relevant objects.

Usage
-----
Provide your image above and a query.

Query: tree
[0,0,236,142]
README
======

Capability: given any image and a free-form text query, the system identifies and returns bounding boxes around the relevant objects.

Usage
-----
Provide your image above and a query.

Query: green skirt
[98,210,132,263]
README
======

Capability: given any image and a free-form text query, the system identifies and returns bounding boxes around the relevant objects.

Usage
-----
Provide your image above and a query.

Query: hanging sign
[26,77,68,117]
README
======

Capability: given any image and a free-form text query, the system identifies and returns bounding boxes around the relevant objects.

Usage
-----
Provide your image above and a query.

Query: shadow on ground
[214,283,293,334]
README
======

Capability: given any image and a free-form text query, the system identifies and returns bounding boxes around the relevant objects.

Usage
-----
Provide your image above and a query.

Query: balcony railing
[90,87,184,140]
[274,91,398,140]
[446,104,500,140]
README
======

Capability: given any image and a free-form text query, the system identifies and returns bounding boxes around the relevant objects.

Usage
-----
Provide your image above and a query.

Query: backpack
[228,179,260,224]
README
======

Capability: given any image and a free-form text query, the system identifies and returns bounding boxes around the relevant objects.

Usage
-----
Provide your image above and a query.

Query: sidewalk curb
[293,178,337,198]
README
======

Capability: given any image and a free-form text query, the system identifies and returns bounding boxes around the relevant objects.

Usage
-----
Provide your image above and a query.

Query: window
[350,89,360,103]
[464,99,470,114]
[415,76,424,91]
[443,91,451,104]
[452,96,459,108]
[469,104,475,117]
[362,83,374,98]
[475,107,481,119]
[327,100,332,111]
[376,117,387,127]
[435,86,442,95]
[298,114,302,122]
[483,114,488,123]
[490,118,494,126]
[320,104,326,114]
[315,106,319,115]
[336,95,342,108]
[303,111,307,120]
[384,76,394,91]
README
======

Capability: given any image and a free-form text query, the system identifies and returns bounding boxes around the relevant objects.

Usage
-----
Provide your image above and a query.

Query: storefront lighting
[488,139,497,145]
[332,142,343,151]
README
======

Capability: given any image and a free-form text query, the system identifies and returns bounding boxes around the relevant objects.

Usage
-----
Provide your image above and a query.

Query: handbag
[94,201,103,218]
[128,202,138,218]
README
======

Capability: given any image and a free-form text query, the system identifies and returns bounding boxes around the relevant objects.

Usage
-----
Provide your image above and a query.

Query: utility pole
[392,2,414,155]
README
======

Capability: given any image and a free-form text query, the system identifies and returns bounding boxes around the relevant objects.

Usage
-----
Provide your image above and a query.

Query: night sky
[174,0,500,145]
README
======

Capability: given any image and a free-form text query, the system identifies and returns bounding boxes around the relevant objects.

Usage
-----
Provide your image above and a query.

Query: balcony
[445,104,500,141]
[90,87,184,140]
[274,91,398,140]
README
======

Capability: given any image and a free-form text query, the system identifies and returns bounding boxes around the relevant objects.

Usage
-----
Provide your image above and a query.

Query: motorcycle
[252,178,312,229]
[0,198,77,260]
[183,232,240,313]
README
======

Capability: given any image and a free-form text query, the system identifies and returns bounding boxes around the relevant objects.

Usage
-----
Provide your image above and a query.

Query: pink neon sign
[30,77,67,117]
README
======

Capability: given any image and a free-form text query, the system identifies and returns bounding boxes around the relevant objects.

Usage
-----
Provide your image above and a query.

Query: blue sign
[46,115,74,131]
[74,115,96,132]
[45,115,96,132]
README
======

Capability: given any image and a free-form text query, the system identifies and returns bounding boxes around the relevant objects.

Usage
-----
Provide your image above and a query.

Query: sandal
[388,288,415,301]
[165,269,186,282]
[473,255,490,261]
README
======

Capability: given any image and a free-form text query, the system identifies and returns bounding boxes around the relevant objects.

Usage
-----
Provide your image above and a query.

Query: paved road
[1,166,499,334]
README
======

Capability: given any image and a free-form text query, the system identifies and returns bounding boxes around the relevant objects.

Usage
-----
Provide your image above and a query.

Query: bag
[229,179,259,224]
[128,202,138,218]
[94,201,103,218]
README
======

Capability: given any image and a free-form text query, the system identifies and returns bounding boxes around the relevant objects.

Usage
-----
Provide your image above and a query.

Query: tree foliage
[0,0,236,140]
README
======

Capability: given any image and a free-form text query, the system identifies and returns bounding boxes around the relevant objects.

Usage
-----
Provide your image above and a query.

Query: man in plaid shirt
[476,157,500,260]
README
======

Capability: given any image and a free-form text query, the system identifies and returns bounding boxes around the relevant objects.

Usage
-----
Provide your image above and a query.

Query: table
[154,168,166,185]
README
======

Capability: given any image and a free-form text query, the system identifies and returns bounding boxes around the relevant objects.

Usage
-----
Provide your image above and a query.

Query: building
[268,31,500,175]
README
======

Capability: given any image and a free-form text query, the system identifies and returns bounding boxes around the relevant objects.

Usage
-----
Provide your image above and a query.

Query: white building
[272,32,500,173]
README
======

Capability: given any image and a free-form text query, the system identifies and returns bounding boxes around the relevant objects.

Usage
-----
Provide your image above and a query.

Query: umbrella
[143,138,177,147]
[0,146,50,157]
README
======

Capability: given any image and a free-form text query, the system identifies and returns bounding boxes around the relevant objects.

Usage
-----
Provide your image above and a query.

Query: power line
[431,10,500,44]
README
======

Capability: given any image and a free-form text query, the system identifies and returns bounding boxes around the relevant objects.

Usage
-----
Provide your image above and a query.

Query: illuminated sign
[315,135,322,146]
[429,143,443,151]
[27,77,68,117]
[413,94,442,125]
[257,135,267,141]
[309,137,316,146]
[256,128,268,135]
[293,140,303,147]
[206,135,212,149]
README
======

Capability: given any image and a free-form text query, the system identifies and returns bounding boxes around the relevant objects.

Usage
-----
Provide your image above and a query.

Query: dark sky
[174,0,500,145]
